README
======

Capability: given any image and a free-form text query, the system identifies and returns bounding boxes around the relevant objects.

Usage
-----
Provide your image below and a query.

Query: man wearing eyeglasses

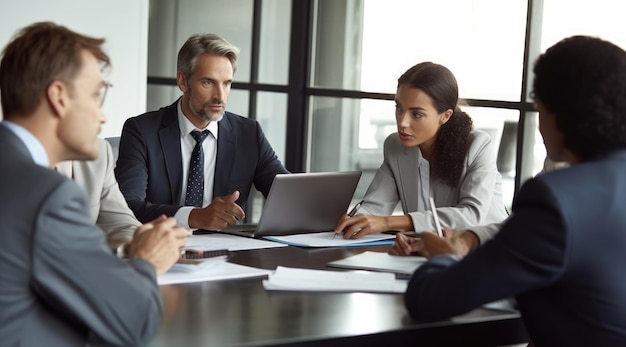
[0,22,188,347]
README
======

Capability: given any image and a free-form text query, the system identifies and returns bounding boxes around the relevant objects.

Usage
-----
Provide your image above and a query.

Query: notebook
[201,171,362,238]
[327,251,427,276]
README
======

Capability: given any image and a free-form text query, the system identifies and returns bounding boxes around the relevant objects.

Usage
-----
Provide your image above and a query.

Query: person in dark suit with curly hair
[335,62,508,246]
[404,36,626,346]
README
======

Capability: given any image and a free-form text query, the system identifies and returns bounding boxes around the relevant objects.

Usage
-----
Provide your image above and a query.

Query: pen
[429,197,443,237]
[333,199,365,239]
[348,199,365,217]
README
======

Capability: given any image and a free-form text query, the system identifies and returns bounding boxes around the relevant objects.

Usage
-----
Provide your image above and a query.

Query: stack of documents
[327,251,427,276]
[264,231,395,247]
[159,258,271,285]
[185,234,287,251]
[263,266,407,293]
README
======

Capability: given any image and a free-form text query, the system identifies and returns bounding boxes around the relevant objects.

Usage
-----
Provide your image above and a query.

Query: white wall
[0,0,149,137]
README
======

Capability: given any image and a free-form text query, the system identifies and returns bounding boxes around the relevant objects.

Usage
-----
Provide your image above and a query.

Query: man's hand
[419,229,479,258]
[188,191,245,230]
[389,229,480,259]
[127,215,189,275]
[388,233,424,256]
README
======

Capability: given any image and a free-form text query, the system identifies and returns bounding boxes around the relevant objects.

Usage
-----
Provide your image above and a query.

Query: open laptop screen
[204,171,361,238]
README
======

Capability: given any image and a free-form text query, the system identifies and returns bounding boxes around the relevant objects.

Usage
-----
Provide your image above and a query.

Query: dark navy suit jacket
[115,100,288,223]
[405,150,626,346]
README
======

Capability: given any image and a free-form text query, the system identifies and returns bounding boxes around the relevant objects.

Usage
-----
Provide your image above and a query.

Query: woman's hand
[334,214,389,239]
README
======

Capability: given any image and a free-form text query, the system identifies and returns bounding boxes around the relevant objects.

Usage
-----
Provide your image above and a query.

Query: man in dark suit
[403,36,626,346]
[115,33,288,231]
[0,22,188,347]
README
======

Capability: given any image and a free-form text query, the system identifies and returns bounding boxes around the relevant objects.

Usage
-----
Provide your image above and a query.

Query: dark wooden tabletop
[143,245,528,347]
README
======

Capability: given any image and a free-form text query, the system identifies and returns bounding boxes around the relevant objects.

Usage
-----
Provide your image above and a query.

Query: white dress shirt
[174,100,219,229]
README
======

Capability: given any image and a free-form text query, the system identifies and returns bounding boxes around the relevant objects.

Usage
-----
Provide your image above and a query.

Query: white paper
[327,251,427,274]
[264,231,395,247]
[158,261,271,285]
[184,234,288,251]
[263,266,407,293]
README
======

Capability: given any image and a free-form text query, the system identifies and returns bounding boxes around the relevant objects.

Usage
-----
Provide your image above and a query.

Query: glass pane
[308,96,374,202]
[522,111,547,178]
[312,0,528,101]
[540,1,626,51]
[309,96,523,209]
[226,89,250,118]
[248,91,289,223]
[258,0,292,84]
[148,0,253,82]
[463,106,520,208]
[146,84,181,112]
[257,92,287,163]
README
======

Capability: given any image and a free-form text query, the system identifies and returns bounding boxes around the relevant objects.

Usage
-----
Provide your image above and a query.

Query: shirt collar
[177,99,219,139]
[1,121,49,167]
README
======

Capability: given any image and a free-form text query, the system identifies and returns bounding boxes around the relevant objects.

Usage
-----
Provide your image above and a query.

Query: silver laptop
[203,171,361,238]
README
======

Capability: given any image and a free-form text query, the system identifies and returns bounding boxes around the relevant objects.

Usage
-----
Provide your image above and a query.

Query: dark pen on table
[333,199,365,239]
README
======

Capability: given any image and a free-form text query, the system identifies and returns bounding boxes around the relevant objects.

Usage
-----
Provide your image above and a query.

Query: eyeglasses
[98,81,113,107]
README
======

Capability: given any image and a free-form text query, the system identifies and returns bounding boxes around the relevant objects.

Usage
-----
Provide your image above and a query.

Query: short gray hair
[177,33,240,79]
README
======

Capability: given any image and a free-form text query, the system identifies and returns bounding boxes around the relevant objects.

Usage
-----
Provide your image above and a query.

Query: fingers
[172,225,191,239]
[419,230,457,259]
[389,233,423,256]
[135,215,167,234]
[217,205,244,228]
[203,197,246,230]
[442,228,457,239]
[215,191,240,203]
[342,217,373,239]
[333,214,350,233]
[225,190,240,203]
[135,223,154,235]
[173,227,188,250]
[148,214,168,225]
[224,204,245,223]
[420,230,439,243]
[397,233,413,255]
[389,233,410,255]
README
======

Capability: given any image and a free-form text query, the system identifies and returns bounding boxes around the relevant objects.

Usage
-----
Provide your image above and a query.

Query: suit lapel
[159,104,184,203]
[214,113,236,197]
[397,145,419,212]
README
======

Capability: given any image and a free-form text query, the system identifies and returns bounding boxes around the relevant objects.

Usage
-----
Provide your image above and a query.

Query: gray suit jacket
[361,129,508,243]
[66,139,140,246]
[0,124,161,347]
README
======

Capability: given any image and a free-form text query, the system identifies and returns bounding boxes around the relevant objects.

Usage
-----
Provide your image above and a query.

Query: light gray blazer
[360,129,508,243]
[0,124,161,347]
[67,139,140,246]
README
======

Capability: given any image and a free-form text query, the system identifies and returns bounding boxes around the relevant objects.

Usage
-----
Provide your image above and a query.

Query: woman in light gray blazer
[336,62,508,248]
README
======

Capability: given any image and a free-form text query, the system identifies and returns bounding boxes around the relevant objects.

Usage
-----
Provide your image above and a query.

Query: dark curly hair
[533,36,626,160]
[398,62,474,187]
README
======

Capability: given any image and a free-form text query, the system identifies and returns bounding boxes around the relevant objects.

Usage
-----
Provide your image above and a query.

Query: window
[309,0,528,207]
[146,0,626,219]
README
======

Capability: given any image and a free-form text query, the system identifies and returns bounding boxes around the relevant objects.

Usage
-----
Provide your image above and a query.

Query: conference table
[146,244,529,347]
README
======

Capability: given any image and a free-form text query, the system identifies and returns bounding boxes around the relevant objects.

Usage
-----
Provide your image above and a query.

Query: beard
[187,87,225,123]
